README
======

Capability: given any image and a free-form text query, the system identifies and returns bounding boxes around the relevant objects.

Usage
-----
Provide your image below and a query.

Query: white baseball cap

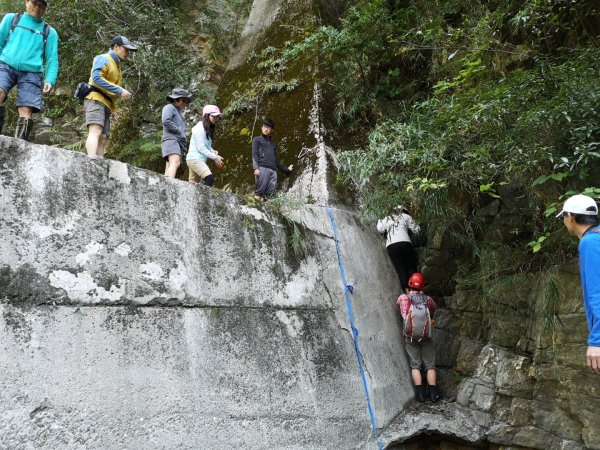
[556,194,598,218]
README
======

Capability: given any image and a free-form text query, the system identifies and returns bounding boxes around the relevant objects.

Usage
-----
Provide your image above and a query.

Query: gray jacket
[161,103,187,148]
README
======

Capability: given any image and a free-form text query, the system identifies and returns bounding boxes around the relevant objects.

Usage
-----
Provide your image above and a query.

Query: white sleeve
[377,217,391,234]
[405,214,420,234]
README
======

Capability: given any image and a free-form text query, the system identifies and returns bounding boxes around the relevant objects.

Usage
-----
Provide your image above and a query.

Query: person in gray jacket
[377,205,421,292]
[252,118,293,201]
[162,88,191,178]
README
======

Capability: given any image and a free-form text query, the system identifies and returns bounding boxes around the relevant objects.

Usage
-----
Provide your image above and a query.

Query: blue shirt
[579,226,600,346]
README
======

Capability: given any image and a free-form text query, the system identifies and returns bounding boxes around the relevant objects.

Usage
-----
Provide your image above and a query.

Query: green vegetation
[265,194,312,257]
[274,0,600,269]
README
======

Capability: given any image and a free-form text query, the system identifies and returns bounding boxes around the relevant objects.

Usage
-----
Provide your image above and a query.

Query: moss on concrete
[214,0,341,195]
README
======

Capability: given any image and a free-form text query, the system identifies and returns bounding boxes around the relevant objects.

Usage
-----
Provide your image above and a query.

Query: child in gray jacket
[162,88,191,178]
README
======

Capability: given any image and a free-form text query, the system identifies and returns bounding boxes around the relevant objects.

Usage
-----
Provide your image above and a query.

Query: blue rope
[326,207,383,450]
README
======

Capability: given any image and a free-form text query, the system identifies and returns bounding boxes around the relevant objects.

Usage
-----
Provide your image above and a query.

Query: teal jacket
[0,12,59,86]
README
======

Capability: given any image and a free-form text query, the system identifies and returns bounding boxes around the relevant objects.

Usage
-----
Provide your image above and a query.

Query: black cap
[111,36,138,51]
[263,118,275,129]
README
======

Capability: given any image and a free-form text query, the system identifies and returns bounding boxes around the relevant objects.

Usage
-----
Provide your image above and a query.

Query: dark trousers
[387,241,418,290]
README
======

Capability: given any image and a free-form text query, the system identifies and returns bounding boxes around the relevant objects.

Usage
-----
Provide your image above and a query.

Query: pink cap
[203,105,221,116]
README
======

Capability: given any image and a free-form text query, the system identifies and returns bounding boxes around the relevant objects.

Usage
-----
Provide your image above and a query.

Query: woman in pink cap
[186,104,224,186]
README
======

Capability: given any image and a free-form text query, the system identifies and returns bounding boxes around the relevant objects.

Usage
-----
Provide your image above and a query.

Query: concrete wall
[0,137,413,449]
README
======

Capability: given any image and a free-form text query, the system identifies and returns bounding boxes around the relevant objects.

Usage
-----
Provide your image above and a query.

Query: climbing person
[84,35,137,158]
[161,88,191,178]
[187,104,224,186]
[377,205,420,293]
[397,272,442,402]
[252,118,293,201]
[0,0,59,141]
[556,194,600,374]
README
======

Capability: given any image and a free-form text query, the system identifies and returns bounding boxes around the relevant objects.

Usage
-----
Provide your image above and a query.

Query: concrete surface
[0,137,413,449]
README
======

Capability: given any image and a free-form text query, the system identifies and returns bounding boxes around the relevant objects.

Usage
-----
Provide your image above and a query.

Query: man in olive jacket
[84,35,137,158]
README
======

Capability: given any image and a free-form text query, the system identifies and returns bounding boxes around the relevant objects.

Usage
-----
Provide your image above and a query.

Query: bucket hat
[166,88,192,102]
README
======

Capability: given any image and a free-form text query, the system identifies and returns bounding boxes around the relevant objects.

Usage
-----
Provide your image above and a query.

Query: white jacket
[377,213,420,247]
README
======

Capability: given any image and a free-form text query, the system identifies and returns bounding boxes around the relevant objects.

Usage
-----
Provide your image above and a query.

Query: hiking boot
[0,106,4,135]
[430,385,443,403]
[15,117,33,141]
[416,384,427,403]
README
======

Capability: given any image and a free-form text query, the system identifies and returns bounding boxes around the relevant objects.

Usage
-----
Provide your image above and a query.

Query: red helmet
[408,272,425,289]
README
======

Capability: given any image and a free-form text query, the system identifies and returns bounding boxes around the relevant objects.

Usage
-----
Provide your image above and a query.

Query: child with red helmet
[397,272,442,403]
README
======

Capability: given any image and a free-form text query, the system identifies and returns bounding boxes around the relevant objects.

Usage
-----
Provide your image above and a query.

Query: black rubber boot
[203,174,215,186]
[15,117,34,141]
[430,385,443,403]
[0,106,5,135]
[416,385,427,403]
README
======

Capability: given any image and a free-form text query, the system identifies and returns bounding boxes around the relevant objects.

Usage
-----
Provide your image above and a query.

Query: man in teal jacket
[0,0,59,140]
[557,194,600,374]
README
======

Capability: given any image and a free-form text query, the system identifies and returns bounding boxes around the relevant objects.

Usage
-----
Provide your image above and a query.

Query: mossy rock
[214,0,341,195]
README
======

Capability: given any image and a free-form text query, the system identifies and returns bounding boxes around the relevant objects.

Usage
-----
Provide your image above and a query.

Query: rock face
[226,0,284,71]
[0,137,413,448]
[215,0,347,204]
[398,185,600,450]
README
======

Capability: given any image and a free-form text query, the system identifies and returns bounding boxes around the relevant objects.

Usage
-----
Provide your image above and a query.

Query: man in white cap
[557,194,600,373]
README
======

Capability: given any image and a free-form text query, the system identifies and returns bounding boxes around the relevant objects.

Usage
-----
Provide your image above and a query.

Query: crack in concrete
[0,301,335,313]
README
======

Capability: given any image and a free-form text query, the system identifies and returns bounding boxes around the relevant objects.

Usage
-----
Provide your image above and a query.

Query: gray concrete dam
[0,137,415,449]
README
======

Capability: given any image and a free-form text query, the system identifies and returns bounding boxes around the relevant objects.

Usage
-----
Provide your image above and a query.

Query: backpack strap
[90,85,113,103]
[8,13,51,61]
[42,23,50,43]
[585,226,600,236]
[9,13,22,35]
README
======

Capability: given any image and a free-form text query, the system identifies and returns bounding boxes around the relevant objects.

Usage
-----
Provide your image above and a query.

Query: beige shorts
[404,337,436,370]
[187,159,211,182]
[84,99,111,136]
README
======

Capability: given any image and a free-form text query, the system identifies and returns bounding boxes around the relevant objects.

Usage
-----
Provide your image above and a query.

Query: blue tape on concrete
[326,207,383,450]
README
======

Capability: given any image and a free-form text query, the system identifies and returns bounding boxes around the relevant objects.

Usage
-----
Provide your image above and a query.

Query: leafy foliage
[305,0,600,268]
[228,0,598,290]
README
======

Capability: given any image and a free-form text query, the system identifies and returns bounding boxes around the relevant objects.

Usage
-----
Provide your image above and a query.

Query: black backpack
[74,82,94,101]
[74,53,117,103]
